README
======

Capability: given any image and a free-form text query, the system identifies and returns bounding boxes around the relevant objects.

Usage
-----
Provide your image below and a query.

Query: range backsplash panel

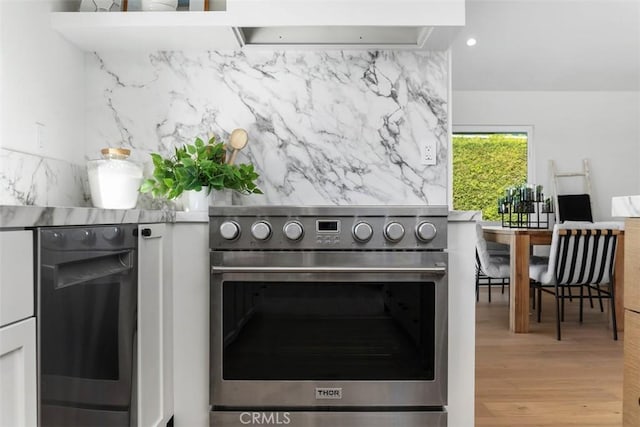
[86,50,449,206]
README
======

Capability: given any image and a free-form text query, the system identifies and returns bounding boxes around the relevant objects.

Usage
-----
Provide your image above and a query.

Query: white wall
[1,0,84,160]
[0,0,88,206]
[0,2,4,155]
[453,90,640,221]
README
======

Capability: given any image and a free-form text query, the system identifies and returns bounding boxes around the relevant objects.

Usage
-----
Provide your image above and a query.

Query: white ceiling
[451,0,640,91]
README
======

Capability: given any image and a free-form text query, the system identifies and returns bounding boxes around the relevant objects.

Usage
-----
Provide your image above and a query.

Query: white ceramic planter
[182,187,234,211]
[183,187,212,212]
[141,0,178,11]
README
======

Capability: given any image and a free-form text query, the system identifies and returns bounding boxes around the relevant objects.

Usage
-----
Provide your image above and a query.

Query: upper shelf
[51,12,243,51]
[51,1,465,52]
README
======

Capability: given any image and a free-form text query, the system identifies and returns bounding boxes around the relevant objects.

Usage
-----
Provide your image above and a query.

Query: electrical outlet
[36,122,45,150]
[421,140,437,165]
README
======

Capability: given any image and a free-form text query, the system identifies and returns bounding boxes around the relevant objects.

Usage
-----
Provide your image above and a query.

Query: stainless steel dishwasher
[38,224,138,427]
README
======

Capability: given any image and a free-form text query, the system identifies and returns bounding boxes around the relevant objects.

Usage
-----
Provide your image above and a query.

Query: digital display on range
[317,220,340,233]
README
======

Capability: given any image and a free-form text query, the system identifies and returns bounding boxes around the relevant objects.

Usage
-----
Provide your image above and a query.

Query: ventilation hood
[236,26,433,49]
[228,0,465,49]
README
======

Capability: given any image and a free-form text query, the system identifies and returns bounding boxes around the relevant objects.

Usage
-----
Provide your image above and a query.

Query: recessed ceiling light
[466,38,477,47]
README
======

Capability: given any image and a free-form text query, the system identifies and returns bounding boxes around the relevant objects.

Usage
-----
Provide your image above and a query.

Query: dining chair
[556,193,607,309]
[475,223,510,302]
[529,222,621,340]
[475,249,509,302]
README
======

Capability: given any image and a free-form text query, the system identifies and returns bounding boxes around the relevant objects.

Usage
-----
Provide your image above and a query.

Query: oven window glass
[222,282,436,380]
[41,277,121,380]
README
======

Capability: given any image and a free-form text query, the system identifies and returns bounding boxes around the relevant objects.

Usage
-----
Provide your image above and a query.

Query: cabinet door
[0,318,37,427]
[624,310,640,426]
[172,223,209,427]
[0,230,34,327]
[138,224,173,427]
[625,219,640,312]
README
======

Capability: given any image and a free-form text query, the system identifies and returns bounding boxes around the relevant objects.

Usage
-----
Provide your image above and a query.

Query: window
[452,131,530,221]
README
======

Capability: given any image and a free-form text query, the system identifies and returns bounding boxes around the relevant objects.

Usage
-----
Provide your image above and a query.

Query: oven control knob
[219,221,240,240]
[283,221,304,241]
[384,222,405,243]
[416,222,437,242]
[45,231,65,248]
[251,221,272,241]
[72,229,94,245]
[102,226,122,242]
[353,222,373,242]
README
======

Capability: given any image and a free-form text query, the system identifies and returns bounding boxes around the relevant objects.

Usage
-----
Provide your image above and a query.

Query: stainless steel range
[209,206,448,427]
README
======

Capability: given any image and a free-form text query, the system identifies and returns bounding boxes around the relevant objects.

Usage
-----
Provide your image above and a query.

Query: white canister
[87,148,143,209]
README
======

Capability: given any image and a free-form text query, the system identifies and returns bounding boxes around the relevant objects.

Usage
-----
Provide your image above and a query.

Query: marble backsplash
[0,148,89,207]
[85,50,449,206]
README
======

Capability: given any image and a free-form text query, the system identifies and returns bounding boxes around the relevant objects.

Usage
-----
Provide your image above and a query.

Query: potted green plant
[139,136,262,209]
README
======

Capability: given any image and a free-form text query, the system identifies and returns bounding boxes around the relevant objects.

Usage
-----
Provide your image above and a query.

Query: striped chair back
[554,228,620,286]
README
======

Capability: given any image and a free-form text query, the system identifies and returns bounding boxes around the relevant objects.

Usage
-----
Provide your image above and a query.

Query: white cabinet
[0,229,36,427]
[136,221,209,427]
[137,223,174,427]
[0,230,34,327]
[171,223,210,427]
[0,318,37,427]
[447,220,476,427]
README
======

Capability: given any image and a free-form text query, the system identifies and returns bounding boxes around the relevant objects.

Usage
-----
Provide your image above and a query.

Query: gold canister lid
[101,148,131,158]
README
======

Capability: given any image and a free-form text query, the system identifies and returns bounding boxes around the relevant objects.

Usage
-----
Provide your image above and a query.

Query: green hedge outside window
[452,134,528,221]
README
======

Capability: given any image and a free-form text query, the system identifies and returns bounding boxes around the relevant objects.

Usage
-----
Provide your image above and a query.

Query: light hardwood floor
[475,287,624,426]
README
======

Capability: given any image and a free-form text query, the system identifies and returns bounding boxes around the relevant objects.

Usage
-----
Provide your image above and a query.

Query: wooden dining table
[482,226,625,333]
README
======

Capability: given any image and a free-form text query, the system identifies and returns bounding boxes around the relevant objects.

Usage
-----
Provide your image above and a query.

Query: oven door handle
[43,251,134,290]
[211,266,447,274]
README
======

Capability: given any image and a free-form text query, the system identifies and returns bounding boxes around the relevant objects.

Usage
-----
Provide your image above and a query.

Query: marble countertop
[612,195,640,218]
[0,205,481,228]
[448,210,482,222]
[0,205,207,228]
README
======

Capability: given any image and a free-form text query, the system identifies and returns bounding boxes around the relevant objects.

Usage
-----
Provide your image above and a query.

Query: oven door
[39,245,137,426]
[210,251,447,409]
